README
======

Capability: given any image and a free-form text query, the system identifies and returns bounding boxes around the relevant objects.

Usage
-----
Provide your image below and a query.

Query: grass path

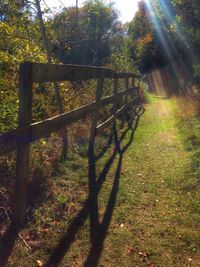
[8,95,200,267]
[97,95,200,266]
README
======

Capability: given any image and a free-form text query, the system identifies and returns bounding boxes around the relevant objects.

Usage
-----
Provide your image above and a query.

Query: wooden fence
[0,62,141,228]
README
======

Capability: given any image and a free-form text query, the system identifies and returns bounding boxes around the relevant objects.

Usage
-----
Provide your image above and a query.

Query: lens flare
[144,0,196,95]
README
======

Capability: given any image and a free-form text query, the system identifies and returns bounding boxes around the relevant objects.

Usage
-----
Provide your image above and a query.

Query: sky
[44,0,140,23]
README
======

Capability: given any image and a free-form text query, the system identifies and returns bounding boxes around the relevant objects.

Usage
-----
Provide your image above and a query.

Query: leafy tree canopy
[51,0,124,65]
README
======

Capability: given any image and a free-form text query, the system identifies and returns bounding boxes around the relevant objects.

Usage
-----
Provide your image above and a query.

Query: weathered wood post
[88,74,105,167]
[132,75,139,101]
[130,76,136,120]
[88,73,105,238]
[113,76,118,113]
[124,77,129,123]
[14,62,33,227]
[125,78,129,105]
[112,76,121,152]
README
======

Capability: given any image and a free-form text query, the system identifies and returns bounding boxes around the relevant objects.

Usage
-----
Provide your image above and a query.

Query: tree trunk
[34,0,68,159]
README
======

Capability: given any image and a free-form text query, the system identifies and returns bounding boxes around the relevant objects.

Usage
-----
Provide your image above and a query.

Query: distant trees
[51,0,124,65]
[128,1,166,73]
[128,0,200,81]
[170,0,200,82]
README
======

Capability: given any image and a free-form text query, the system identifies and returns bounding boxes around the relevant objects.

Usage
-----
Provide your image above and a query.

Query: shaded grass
[6,151,89,266]
[5,95,200,266]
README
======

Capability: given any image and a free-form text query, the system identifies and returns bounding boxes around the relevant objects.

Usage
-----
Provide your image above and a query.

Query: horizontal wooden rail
[0,87,136,156]
[26,62,135,83]
[96,99,135,134]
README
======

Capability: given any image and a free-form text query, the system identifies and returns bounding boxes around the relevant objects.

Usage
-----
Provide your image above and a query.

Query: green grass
[7,94,200,266]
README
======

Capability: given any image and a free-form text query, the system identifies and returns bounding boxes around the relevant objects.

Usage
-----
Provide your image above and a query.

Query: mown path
[8,95,200,267]
[97,95,200,267]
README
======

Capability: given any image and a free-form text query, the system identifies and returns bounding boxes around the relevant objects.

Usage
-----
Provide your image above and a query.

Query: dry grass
[2,94,200,266]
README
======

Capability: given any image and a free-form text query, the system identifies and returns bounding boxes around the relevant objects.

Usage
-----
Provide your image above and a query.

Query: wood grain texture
[14,62,33,226]
[21,62,135,83]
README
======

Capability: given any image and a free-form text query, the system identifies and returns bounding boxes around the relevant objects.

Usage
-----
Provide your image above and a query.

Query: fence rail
[0,62,141,227]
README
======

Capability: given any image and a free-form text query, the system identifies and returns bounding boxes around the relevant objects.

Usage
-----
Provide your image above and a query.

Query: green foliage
[108,46,138,73]
[128,1,165,72]
[0,1,46,132]
[0,0,138,135]
[127,0,200,81]
[51,0,123,66]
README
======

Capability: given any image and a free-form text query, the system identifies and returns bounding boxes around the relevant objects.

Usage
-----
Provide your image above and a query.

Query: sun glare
[144,0,196,95]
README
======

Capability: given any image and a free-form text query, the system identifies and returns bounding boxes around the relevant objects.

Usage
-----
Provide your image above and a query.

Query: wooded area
[0,0,199,132]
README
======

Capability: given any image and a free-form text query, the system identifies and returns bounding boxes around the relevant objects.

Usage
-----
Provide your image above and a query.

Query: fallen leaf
[139,251,147,257]
[127,246,136,254]
[36,260,43,267]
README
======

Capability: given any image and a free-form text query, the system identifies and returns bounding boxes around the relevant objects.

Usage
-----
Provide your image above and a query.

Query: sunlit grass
[7,92,200,266]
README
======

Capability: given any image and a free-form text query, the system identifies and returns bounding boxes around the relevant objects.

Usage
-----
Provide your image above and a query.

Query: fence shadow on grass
[44,105,144,267]
[0,175,51,267]
[0,62,143,267]
[0,106,144,267]
[0,223,19,267]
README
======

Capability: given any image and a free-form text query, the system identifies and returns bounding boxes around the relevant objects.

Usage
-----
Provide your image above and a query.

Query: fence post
[113,77,118,114]
[88,74,104,237]
[132,76,139,100]
[13,62,33,227]
[125,78,129,105]
[88,75,105,161]
[132,76,135,87]
[131,76,137,108]
[112,76,121,152]
[124,78,130,122]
